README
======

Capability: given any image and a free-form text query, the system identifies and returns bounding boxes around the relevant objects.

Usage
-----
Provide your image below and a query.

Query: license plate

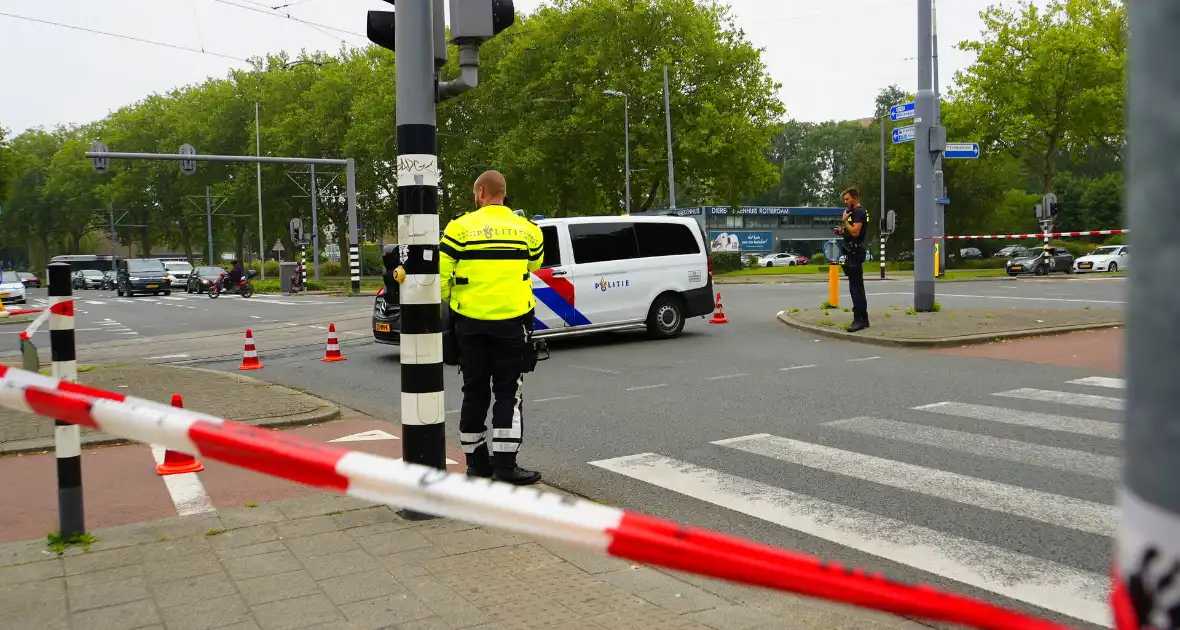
[1010,266,1022,271]
[1079,263,1092,269]
[0,293,8,298]
[375,323,391,333]
[146,284,158,289]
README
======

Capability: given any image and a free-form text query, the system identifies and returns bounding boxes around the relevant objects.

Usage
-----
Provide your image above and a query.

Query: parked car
[896,251,914,261]
[958,247,983,260]
[0,270,27,304]
[164,260,194,289]
[16,272,41,288]
[72,269,107,290]
[186,266,226,293]
[117,258,171,296]
[375,214,715,344]
[994,245,1023,259]
[1006,247,1075,276]
[1073,245,1128,273]
[760,252,807,267]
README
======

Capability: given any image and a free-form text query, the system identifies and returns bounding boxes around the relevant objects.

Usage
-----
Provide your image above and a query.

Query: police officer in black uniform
[835,187,870,332]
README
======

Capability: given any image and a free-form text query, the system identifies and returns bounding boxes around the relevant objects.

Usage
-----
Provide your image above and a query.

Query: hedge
[709,252,744,273]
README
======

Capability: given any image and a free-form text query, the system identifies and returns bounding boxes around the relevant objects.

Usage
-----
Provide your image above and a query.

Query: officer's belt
[454,273,531,285]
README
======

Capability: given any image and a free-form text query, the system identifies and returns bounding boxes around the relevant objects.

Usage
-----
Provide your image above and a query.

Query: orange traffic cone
[238,329,263,371]
[156,394,204,475]
[709,292,729,324]
[321,323,346,362]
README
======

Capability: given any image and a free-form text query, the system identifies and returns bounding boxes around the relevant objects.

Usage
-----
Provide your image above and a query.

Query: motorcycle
[208,269,256,299]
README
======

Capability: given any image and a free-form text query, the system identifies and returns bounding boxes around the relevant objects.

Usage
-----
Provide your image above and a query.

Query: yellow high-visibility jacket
[439,205,544,320]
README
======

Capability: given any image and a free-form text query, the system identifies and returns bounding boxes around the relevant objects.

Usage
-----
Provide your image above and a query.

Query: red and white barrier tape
[915,230,1128,241]
[0,364,1071,630]
[20,308,52,340]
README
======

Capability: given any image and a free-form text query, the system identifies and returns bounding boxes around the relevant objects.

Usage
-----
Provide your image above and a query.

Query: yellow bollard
[827,264,840,307]
[934,242,941,277]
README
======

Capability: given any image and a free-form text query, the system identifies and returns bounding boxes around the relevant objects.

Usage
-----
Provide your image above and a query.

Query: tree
[952,0,1126,194]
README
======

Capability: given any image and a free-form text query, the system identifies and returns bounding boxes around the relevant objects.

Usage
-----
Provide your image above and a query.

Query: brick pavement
[0,365,339,455]
[0,493,928,630]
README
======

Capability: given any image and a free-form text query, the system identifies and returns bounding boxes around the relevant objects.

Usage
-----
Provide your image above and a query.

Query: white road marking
[341,331,366,337]
[97,322,122,326]
[83,301,107,305]
[117,332,139,336]
[445,409,460,415]
[919,292,1124,305]
[147,354,191,360]
[150,446,216,517]
[847,356,881,363]
[393,457,458,465]
[827,417,1119,479]
[162,296,185,301]
[993,388,1124,411]
[251,315,261,319]
[1067,376,1125,390]
[625,383,668,391]
[309,325,327,330]
[915,402,1121,439]
[532,395,581,403]
[571,365,622,375]
[284,322,299,327]
[589,453,1110,626]
[713,434,1115,537]
[779,364,818,371]
[329,430,399,442]
[704,373,747,381]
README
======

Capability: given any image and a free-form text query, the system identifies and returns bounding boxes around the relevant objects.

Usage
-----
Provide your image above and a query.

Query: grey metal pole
[108,204,117,273]
[255,103,265,280]
[205,186,214,266]
[310,165,321,281]
[1117,2,1180,626]
[48,263,84,539]
[932,0,946,276]
[624,94,631,214]
[395,0,446,488]
[663,66,677,209]
[880,115,886,280]
[346,158,359,293]
[913,0,936,311]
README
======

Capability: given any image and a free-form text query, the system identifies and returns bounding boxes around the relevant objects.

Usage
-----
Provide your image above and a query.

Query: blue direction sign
[935,197,951,205]
[889,103,915,122]
[891,125,915,144]
[945,142,981,159]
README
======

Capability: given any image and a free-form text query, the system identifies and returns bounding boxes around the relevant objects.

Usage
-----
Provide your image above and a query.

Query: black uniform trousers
[841,249,868,321]
[455,312,531,467]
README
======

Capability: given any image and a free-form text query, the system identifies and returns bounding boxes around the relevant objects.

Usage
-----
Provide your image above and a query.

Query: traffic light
[366,2,396,51]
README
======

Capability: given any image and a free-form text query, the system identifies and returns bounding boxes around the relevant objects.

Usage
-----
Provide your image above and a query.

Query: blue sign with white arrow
[889,103,915,122]
[944,142,980,159]
[892,125,915,144]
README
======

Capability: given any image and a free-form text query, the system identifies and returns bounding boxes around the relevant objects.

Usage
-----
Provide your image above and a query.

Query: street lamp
[603,89,631,214]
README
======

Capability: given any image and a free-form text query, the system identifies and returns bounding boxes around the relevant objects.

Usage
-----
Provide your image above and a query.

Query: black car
[17,272,41,288]
[1006,247,1075,276]
[72,269,106,290]
[186,266,226,294]
[117,258,171,297]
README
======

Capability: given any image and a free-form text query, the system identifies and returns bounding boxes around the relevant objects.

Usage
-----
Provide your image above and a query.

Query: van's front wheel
[646,294,685,339]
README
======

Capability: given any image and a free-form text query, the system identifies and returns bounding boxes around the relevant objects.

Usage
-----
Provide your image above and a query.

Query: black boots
[465,452,541,486]
[847,317,870,333]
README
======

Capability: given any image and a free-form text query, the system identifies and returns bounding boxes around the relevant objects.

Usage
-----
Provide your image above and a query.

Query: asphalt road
[172,277,1126,628]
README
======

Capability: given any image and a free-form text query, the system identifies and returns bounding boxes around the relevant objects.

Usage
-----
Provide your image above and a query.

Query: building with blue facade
[633,206,846,257]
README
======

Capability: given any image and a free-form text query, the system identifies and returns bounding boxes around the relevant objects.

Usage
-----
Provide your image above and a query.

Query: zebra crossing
[590,376,1125,627]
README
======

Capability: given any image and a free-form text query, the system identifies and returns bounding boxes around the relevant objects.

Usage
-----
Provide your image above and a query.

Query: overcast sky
[0,0,1012,135]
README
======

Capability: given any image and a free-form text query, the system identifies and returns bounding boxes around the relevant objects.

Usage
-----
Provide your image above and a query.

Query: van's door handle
[551,269,568,276]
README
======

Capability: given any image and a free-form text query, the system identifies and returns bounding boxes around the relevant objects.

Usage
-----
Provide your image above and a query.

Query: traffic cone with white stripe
[709,292,729,324]
[156,394,204,475]
[238,329,263,371]
[321,323,346,362]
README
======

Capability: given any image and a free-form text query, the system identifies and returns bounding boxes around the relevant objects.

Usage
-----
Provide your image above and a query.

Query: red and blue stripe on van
[532,269,592,329]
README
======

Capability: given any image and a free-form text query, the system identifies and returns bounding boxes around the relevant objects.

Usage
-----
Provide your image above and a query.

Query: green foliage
[820,301,835,309]
[709,252,743,273]
[811,253,825,264]
[46,531,98,554]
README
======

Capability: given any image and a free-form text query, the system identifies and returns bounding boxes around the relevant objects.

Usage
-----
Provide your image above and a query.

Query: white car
[759,252,806,267]
[0,270,28,305]
[1073,245,1128,273]
[164,261,193,289]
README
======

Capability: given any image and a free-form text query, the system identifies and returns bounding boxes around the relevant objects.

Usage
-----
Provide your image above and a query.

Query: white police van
[529,215,715,339]
[372,215,715,344]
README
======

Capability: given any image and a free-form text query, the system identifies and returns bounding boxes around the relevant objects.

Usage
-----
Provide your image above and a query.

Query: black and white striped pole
[300,242,307,293]
[48,262,85,538]
[346,159,361,294]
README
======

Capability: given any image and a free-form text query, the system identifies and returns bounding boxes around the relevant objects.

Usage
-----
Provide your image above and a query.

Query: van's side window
[634,223,700,258]
[569,223,640,264]
[540,226,562,268]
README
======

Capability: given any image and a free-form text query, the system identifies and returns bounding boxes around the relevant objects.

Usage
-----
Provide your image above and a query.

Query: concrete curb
[0,316,31,326]
[776,312,1124,349]
[0,366,341,456]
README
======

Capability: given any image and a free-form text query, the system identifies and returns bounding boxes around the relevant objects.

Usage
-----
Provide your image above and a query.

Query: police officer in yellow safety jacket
[439,170,544,485]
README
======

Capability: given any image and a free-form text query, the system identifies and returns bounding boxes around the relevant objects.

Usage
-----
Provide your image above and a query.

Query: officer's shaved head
[474,170,507,208]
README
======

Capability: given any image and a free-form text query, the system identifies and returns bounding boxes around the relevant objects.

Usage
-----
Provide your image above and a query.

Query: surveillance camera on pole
[366,0,517,500]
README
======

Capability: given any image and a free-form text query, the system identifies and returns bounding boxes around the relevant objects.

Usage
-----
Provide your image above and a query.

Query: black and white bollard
[48,262,84,538]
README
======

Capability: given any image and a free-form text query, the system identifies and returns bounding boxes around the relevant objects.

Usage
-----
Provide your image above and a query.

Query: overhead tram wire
[209,0,366,41]
[0,11,250,62]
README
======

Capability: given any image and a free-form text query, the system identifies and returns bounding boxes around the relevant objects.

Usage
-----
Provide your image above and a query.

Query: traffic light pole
[1115,3,1180,626]
[395,0,448,486]
[913,0,937,311]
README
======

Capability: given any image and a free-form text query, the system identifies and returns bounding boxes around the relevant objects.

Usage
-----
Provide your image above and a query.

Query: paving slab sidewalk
[778,306,1124,348]
[0,492,930,630]
[0,365,339,455]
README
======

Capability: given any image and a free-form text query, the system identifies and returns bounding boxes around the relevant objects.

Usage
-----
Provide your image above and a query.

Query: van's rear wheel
[646,294,685,339]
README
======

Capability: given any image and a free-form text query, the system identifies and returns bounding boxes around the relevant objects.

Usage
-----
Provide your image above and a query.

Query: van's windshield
[127,260,166,274]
